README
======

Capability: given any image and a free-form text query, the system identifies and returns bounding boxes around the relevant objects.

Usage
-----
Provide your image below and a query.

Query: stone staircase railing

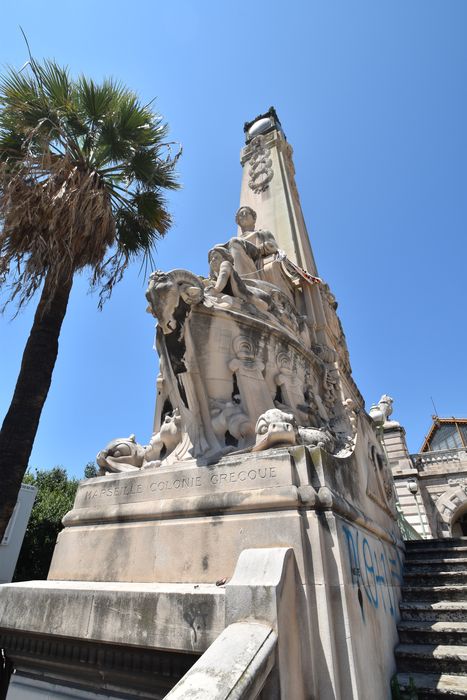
[397,502,423,540]
[165,621,277,699]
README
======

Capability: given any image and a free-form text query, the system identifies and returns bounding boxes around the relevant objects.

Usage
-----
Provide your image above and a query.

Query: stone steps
[405,559,467,574]
[404,572,467,586]
[395,539,467,697]
[396,672,467,699]
[405,539,467,550]
[403,585,467,603]
[406,546,467,562]
[400,602,467,623]
[395,644,467,675]
[398,621,467,646]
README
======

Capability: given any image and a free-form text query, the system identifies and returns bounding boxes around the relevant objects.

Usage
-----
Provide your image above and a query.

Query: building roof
[420,417,467,453]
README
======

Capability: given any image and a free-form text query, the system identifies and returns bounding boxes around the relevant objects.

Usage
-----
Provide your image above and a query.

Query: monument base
[0,446,404,699]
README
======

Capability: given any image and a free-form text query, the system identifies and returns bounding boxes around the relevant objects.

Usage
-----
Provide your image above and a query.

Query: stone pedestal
[0,441,403,699]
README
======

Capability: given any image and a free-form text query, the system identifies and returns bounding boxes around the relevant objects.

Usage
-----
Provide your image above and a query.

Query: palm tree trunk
[0,271,73,541]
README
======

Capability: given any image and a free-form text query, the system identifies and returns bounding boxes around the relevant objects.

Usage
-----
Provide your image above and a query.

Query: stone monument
[0,109,404,700]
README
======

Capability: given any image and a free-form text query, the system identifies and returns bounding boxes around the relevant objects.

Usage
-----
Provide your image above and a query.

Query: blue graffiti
[342,523,403,620]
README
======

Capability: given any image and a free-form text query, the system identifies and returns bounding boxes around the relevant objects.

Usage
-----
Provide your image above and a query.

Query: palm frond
[35,60,72,108]
[77,77,117,126]
[123,148,178,190]
[0,57,179,310]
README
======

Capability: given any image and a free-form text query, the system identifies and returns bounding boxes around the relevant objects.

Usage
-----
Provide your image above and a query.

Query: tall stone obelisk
[237,108,362,409]
[239,107,317,275]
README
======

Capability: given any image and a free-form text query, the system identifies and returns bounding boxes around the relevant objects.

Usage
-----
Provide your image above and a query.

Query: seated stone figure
[206,208,305,332]
[217,206,278,282]
[212,207,280,283]
[207,244,305,336]
[235,206,279,258]
[206,245,270,314]
[234,206,297,302]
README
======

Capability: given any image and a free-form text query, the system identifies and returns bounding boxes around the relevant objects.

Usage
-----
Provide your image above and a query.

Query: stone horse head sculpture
[146,269,205,334]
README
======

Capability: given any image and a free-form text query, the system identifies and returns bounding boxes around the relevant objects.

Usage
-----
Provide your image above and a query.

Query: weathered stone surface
[73,450,295,512]
[50,509,308,584]
[226,548,313,699]
[98,112,365,472]
[49,442,400,588]
[0,580,225,654]
[397,671,467,698]
[165,622,277,700]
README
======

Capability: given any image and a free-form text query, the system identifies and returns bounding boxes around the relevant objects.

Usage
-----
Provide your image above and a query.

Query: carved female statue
[235,205,257,235]
[235,206,279,258]
[207,246,269,313]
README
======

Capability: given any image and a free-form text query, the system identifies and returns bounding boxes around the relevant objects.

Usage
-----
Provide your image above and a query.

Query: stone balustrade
[411,447,467,469]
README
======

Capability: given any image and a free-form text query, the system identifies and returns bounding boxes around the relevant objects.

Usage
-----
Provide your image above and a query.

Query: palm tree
[0,58,179,539]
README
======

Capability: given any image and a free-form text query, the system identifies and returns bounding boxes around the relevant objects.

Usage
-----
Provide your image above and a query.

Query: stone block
[0,580,225,654]
[165,622,277,700]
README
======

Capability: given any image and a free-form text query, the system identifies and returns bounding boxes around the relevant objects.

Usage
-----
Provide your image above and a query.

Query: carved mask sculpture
[253,408,336,453]
[253,409,298,451]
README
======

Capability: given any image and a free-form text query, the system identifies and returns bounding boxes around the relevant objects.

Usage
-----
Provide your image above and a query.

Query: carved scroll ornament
[247,135,274,194]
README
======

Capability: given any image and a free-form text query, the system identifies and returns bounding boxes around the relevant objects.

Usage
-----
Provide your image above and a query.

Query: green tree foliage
[84,462,98,479]
[13,467,79,581]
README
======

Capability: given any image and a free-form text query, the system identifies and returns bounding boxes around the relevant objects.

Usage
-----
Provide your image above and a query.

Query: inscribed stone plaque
[75,451,295,510]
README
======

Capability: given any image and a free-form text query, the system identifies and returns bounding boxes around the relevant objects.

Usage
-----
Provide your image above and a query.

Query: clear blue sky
[1,1,466,479]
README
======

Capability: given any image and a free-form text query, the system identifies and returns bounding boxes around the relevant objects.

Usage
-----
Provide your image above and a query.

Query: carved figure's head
[235,206,257,234]
[253,408,298,451]
[208,246,233,277]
